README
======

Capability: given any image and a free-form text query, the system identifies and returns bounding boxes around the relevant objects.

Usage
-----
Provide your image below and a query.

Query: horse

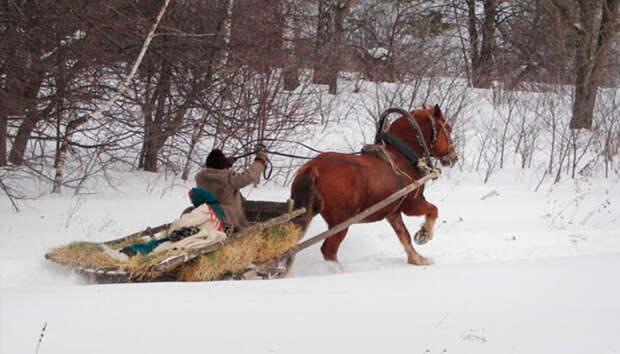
[290,104,457,265]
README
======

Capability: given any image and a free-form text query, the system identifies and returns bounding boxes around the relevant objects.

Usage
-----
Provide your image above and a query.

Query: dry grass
[177,234,264,281]
[254,222,302,264]
[128,249,180,280]
[46,222,303,282]
[46,242,123,270]
[178,222,302,281]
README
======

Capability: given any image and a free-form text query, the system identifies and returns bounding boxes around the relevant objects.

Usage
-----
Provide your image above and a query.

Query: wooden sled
[46,168,440,284]
[45,200,305,283]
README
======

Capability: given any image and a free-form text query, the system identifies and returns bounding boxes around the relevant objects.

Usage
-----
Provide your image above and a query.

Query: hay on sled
[46,221,302,282]
[177,222,302,281]
[46,242,124,270]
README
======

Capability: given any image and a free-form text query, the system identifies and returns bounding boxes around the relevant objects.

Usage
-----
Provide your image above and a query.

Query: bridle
[426,113,456,166]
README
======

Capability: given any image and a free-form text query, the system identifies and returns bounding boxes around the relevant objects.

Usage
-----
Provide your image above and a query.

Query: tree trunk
[477,0,497,87]
[313,0,335,87]
[570,67,597,130]
[220,0,234,66]
[569,0,620,130]
[9,111,42,165]
[52,115,89,193]
[181,121,203,181]
[312,0,355,94]
[0,95,7,166]
[282,0,299,91]
[143,137,162,172]
[141,62,171,173]
[8,72,45,166]
[51,139,69,194]
[467,0,497,88]
[466,0,480,86]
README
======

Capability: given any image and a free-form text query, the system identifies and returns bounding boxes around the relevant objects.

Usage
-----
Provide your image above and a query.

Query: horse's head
[419,104,457,167]
[384,104,458,168]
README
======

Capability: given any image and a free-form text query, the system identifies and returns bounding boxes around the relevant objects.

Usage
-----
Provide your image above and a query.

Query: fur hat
[205,149,232,169]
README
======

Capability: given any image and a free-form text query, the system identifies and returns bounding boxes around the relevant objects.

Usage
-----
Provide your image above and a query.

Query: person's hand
[255,143,267,152]
[255,151,268,165]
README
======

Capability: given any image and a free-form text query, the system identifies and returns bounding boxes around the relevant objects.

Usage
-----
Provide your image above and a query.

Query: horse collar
[376,131,422,168]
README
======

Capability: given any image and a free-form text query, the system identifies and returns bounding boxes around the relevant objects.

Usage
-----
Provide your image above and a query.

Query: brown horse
[290,104,457,265]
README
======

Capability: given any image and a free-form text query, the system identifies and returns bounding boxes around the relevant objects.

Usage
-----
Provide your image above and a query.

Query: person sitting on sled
[195,146,268,231]
[117,147,267,258]
[118,187,229,257]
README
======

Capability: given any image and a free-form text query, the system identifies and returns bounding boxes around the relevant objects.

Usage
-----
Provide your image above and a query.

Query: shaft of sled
[295,169,440,253]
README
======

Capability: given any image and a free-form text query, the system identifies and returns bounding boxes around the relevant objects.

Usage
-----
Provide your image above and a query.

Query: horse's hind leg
[386,213,429,265]
[320,228,348,262]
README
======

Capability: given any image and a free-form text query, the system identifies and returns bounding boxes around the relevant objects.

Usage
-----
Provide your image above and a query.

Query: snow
[2,81,620,353]
[368,47,389,59]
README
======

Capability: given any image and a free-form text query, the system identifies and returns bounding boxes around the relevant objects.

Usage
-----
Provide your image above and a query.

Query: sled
[46,168,440,283]
[45,200,306,283]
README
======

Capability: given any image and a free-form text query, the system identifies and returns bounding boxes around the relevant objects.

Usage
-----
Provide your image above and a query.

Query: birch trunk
[52,0,171,192]
[181,121,202,181]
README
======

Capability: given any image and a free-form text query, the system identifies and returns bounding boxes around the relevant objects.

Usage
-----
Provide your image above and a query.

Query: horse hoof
[408,255,429,266]
[414,229,430,245]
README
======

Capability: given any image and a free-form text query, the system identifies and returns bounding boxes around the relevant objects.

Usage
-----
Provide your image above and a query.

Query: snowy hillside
[2,80,620,353]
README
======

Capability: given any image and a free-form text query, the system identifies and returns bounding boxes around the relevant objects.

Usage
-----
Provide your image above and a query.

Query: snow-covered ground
[2,165,619,354]
[2,81,620,353]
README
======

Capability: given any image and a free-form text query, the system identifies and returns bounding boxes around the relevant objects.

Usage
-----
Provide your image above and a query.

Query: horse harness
[375,115,439,172]
[360,144,419,216]
[370,107,454,214]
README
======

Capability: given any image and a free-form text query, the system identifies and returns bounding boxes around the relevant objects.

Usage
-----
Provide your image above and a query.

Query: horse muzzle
[439,152,458,167]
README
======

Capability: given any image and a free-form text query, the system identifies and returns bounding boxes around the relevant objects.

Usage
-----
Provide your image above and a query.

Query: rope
[361,143,415,214]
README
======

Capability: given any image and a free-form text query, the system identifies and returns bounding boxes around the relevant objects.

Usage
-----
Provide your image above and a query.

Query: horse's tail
[290,164,323,233]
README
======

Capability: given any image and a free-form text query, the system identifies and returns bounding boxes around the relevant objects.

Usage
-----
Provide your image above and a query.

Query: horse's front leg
[401,197,438,245]
[386,213,429,265]
[415,199,437,245]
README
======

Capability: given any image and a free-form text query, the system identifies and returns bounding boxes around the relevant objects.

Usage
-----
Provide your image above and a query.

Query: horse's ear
[422,103,427,109]
[432,104,442,117]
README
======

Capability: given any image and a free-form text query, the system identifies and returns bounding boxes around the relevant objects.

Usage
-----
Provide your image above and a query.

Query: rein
[226,107,444,179]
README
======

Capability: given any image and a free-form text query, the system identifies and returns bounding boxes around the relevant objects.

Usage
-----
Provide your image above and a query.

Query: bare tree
[282,0,301,91]
[313,0,357,94]
[549,0,620,129]
[466,0,498,88]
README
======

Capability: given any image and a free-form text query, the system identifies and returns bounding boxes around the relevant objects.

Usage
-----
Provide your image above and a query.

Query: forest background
[1,0,619,205]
